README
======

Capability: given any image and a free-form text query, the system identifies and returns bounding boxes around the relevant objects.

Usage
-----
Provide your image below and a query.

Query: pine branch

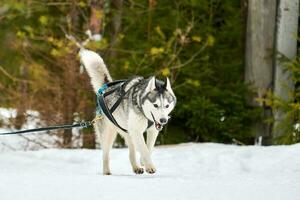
[0,65,33,84]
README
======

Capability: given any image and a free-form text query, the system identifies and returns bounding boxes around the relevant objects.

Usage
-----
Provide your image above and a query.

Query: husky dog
[80,49,176,175]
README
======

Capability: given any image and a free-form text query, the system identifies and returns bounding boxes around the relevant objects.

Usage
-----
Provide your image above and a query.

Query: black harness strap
[97,80,136,133]
[107,86,125,114]
[97,94,128,132]
[110,97,123,113]
[147,120,154,129]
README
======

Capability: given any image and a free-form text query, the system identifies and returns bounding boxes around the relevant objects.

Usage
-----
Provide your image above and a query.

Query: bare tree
[273,0,299,139]
[245,0,277,144]
[89,0,104,36]
[81,0,105,149]
[109,0,123,57]
[62,1,81,147]
[15,66,29,129]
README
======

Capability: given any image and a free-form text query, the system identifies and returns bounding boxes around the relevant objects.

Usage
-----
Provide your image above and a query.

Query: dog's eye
[153,104,159,108]
[165,104,169,108]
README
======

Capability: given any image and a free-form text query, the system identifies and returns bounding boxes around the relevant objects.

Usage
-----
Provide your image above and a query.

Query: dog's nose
[159,118,167,124]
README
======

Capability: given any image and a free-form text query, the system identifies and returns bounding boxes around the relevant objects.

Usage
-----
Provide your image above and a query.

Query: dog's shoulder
[123,76,144,92]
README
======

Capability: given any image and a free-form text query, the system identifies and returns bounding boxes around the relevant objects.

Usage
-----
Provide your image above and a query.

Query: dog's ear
[165,77,175,96]
[146,76,156,91]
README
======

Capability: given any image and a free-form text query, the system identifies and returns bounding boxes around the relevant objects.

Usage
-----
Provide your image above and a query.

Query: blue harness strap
[98,83,108,94]
[96,84,108,115]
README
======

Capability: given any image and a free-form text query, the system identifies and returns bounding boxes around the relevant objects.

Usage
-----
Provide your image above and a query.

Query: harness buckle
[92,115,103,124]
[98,84,108,95]
[80,121,92,128]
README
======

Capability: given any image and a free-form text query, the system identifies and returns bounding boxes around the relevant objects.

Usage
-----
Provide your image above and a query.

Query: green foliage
[106,0,259,144]
[262,53,300,144]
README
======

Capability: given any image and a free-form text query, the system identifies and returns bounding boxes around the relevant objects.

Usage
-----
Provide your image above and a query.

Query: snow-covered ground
[0,143,300,200]
[1,108,300,200]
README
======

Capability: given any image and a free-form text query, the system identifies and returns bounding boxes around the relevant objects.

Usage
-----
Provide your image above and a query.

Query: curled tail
[79,49,113,93]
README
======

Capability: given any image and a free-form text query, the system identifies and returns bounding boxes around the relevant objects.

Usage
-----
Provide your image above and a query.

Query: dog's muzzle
[151,112,165,131]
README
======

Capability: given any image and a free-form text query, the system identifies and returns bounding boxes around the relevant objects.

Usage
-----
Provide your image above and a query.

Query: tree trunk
[245,0,277,145]
[89,0,104,35]
[81,0,105,149]
[15,65,28,129]
[109,0,123,57]
[273,0,299,139]
[62,51,78,148]
[62,1,79,148]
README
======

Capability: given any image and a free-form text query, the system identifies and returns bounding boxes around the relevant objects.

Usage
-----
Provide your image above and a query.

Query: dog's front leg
[131,131,156,174]
[123,134,144,174]
[146,127,159,153]
[128,112,156,174]
[140,127,159,166]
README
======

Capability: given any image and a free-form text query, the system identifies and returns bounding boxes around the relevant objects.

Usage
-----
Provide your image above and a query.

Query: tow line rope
[0,116,104,136]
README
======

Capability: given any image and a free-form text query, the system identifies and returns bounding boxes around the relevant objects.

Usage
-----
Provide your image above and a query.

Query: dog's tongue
[155,122,163,131]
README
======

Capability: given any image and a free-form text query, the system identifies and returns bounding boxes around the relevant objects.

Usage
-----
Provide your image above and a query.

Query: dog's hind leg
[123,135,144,174]
[99,124,117,175]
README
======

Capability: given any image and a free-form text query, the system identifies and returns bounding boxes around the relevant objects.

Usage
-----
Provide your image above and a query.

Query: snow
[0,143,300,200]
[1,108,300,199]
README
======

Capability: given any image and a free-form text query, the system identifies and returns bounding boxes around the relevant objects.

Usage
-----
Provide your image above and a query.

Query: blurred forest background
[0,0,299,148]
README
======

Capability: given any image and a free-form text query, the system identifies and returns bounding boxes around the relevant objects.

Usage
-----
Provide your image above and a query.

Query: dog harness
[96,79,154,133]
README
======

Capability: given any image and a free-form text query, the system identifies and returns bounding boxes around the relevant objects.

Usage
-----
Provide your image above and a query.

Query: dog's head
[141,77,176,131]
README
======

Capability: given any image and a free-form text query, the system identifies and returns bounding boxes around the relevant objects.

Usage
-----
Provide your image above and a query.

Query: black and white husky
[80,49,176,175]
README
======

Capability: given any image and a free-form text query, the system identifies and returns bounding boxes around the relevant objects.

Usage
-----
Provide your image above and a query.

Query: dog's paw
[133,167,144,174]
[146,166,156,174]
[103,171,111,175]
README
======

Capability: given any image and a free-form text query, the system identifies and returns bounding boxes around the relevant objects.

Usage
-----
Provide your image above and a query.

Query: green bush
[262,51,300,144]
